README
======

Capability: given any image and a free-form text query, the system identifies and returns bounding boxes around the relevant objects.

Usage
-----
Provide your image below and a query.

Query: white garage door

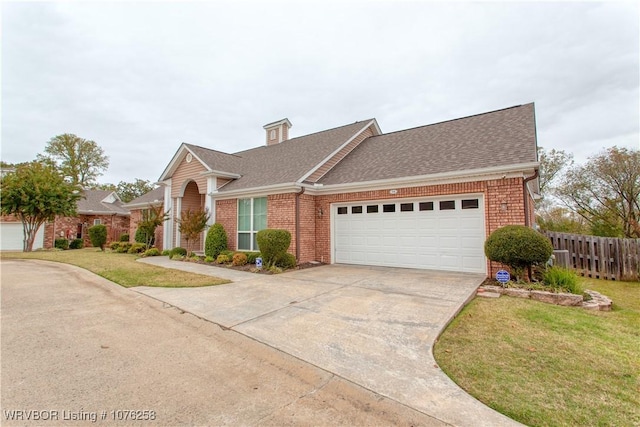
[333,195,486,273]
[0,223,44,251]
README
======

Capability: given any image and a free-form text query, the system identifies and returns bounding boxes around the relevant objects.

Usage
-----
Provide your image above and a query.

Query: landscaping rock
[503,288,531,299]
[530,290,583,306]
[584,290,613,311]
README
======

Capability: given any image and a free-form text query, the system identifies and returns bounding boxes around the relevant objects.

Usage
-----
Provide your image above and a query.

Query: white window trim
[237,197,266,251]
[93,219,102,226]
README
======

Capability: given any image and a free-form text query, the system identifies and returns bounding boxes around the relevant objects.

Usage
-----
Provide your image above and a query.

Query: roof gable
[77,189,129,216]
[122,187,164,209]
[318,104,538,185]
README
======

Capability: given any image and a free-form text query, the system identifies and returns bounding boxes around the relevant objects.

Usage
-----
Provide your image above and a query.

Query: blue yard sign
[496,269,510,283]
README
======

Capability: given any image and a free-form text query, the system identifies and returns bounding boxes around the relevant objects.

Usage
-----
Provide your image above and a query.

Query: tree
[88,224,108,251]
[38,133,109,186]
[0,161,81,251]
[538,147,573,197]
[484,225,553,282]
[136,205,169,248]
[176,208,210,256]
[556,147,640,238]
[93,179,154,203]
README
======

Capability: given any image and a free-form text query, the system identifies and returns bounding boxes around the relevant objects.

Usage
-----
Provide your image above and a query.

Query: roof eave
[308,162,540,195]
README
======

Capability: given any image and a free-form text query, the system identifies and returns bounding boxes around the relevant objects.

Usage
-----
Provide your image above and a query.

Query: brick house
[122,187,165,249]
[158,104,540,276]
[43,189,130,248]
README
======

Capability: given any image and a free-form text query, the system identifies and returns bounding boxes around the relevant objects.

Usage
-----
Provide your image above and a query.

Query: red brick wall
[215,199,237,251]
[314,178,528,275]
[212,178,531,275]
[45,214,130,248]
[267,194,297,256]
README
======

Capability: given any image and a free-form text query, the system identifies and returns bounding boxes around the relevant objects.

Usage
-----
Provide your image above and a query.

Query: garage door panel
[334,195,486,273]
[0,223,44,251]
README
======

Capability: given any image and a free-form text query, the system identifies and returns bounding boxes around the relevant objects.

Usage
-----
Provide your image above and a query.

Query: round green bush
[110,242,120,251]
[170,247,187,257]
[276,253,297,269]
[216,254,230,264]
[484,225,553,280]
[204,223,228,259]
[69,238,84,249]
[54,238,69,250]
[256,229,291,267]
[128,242,147,254]
[116,242,132,253]
[88,224,108,250]
[119,233,130,242]
[143,248,160,257]
[161,249,171,256]
[135,227,154,247]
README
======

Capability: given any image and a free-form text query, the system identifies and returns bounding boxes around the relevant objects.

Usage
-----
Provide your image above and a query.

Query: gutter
[295,186,305,261]
[523,169,539,227]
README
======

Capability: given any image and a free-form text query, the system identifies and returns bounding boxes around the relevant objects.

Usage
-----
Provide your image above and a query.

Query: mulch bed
[177,258,326,275]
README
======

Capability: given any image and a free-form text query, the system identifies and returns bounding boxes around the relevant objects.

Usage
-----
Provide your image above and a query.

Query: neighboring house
[122,187,165,249]
[43,189,130,248]
[158,103,539,276]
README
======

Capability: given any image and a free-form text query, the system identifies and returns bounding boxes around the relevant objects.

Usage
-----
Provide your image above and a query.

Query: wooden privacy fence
[544,231,640,281]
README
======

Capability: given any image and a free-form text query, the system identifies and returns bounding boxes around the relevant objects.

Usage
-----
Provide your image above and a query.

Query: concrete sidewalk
[136,257,522,426]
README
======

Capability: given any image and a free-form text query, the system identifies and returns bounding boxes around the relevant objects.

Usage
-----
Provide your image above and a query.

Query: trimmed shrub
[543,267,582,294]
[484,225,553,280]
[88,224,108,251]
[220,249,234,258]
[135,227,154,247]
[128,242,147,254]
[204,256,215,263]
[143,248,160,257]
[69,238,84,249]
[54,238,69,250]
[170,247,187,257]
[256,229,291,267]
[110,242,120,251]
[204,223,228,259]
[161,249,171,256]
[244,252,261,264]
[116,242,132,253]
[170,254,184,260]
[276,253,297,269]
[119,233,130,242]
[216,254,230,264]
[232,252,248,266]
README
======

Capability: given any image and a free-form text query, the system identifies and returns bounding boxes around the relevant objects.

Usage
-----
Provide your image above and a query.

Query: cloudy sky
[2,1,638,185]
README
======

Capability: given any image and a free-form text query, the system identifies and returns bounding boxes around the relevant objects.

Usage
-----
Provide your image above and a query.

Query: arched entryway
[178,180,206,252]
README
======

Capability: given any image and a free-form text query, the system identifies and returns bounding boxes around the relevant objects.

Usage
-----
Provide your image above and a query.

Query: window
[383,204,396,213]
[419,202,434,211]
[462,199,479,209]
[439,200,455,210]
[93,219,102,225]
[400,203,414,212]
[270,129,276,140]
[238,197,267,251]
[337,207,348,215]
[352,206,363,214]
[367,205,379,213]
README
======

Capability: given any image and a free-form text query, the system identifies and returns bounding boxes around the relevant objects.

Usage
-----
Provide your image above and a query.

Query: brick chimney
[263,118,292,146]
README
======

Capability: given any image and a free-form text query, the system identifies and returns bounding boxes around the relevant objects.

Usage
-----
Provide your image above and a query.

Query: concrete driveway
[2,259,449,426]
[136,261,521,426]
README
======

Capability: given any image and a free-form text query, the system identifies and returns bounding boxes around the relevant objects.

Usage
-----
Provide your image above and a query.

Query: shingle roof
[122,187,164,208]
[318,104,537,185]
[77,190,129,215]
[181,120,373,192]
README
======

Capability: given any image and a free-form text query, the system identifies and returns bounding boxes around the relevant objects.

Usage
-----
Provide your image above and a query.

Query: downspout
[295,186,305,261]
[523,169,539,227]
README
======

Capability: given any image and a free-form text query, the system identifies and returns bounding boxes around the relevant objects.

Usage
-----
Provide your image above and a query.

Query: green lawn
[434,277,640,427]
[1,248,229,288]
